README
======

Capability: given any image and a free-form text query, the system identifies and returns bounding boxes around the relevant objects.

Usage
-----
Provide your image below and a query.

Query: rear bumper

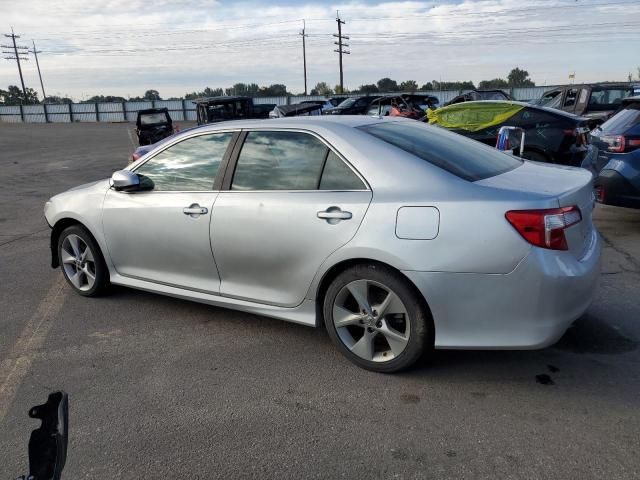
[403,230,601,349]
[595,167,640,210]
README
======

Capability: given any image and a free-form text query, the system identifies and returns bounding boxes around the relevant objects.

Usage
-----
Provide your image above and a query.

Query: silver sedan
[44,116,600,372]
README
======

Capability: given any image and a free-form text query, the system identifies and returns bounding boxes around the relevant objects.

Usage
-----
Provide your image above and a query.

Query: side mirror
[111,170,140,191]
[28,391,68,480]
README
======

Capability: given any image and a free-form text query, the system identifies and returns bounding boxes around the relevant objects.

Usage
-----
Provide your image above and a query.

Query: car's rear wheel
[323,263,431,373]
[58,225,110,296]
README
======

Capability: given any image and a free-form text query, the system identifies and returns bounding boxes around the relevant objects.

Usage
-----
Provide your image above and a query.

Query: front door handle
[317,206,352,224]
[183,204,208,217]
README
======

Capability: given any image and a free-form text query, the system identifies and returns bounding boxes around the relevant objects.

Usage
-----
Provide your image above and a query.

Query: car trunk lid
[475,161,595,258]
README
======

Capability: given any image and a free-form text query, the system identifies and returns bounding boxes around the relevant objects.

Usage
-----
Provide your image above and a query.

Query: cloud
[0,0,637,99]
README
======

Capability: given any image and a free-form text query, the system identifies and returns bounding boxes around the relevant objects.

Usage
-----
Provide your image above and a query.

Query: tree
[377,77,399,92]
[399,80,419,92]
[507,67,535,87]
[45,95,73,104]
[257,84,288,96]
[334,85,350,94]
[144,89,161,101]
[225,83,260,96]
[420,82,434,91]
[84,95,126,103]
[0,85,39,105]
[184,87,224,100]
[310,82,333,96]
[478,78,509,89]
[356,84,379,94]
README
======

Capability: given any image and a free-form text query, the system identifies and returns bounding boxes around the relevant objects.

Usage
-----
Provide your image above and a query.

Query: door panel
[210,191,372,306]
[103,191,221,292]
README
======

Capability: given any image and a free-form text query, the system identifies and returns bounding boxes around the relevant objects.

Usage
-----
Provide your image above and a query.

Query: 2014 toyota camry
[44,116,601,372]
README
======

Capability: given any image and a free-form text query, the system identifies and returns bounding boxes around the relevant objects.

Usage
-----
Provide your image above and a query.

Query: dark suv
[589,96,640,209]
[537,84,635,125]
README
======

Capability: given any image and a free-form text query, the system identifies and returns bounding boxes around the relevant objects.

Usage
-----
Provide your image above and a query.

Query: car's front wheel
[58,225,110,296]
[323,263,431,373]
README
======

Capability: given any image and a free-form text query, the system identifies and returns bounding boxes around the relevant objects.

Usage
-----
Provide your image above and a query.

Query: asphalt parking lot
[1,122,639,479]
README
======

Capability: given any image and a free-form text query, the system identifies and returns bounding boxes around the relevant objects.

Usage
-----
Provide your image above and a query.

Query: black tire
[522,150,551,163]
[323,263,432,373]
[57,225,110,297]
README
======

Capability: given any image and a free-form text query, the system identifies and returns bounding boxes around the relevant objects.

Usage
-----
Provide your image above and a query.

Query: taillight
[130,152,141,164]
[564,127,589,146]
[601,135,640,153]
[594,185,605,203]
[505,206,582,251]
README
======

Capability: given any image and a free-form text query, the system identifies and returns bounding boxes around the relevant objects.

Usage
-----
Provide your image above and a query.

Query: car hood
[65,179,110,192]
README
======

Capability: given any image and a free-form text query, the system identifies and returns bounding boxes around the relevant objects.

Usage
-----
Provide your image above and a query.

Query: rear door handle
[317,206,352,224]
[183,204,208,217]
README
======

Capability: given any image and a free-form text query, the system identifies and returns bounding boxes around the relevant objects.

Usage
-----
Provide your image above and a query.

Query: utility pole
[300,20,308,96]
[30,40,47,102]
[333,11,350,94]
[2,28,29,103]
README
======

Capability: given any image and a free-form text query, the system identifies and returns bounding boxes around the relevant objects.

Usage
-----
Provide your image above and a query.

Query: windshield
[599,106,640,134]
[336,98,357,108]
[139,113,168,125]
[359,121,522,181]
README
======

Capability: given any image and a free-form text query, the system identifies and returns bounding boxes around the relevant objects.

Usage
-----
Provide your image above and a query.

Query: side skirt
[110,273,318,327]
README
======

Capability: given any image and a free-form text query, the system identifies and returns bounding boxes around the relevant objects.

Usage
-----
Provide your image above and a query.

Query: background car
[589,96,640,209]
[367,94,439,119]
[445,89,512,105]
[135,108,174,146]
[325,96,380,114]
[428,100,592,165]
[536,83,635,125]
[45,116,599,373]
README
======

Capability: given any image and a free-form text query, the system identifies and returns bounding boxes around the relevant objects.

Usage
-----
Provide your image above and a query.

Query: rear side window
[599,107,640,134]
[232,131,328,190]
[359,122,522,182]
[320,152,365,190]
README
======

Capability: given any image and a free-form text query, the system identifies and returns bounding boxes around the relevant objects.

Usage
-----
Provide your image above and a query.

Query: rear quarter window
[359,121,522,182]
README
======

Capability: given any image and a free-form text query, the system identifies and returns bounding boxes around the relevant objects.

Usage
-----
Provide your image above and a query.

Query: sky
[1,0,639,100]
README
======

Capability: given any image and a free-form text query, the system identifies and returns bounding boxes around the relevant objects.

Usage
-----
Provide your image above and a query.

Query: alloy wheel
[60,234,97,292]
[332,279,410,362]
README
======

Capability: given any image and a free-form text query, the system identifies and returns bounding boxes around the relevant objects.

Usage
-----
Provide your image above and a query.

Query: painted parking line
[0,276,67,422]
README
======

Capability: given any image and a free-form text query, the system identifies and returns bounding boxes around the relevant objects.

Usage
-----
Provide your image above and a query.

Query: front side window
[232,131,328,190]
[564,89,578,108]
[135,132,233,191]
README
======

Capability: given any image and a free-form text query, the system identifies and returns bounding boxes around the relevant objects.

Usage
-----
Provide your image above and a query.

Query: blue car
[589,96,640,209]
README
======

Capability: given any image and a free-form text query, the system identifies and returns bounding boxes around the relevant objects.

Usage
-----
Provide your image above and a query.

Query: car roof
[191,115,396,132]
[193,96,252,104]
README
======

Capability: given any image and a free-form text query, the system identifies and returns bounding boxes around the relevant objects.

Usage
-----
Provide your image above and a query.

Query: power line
[333,11,350,93]
[2,27,29,103]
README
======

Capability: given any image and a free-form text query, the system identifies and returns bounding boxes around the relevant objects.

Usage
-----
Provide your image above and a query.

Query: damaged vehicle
[536,83,635,125]
[445,89,512,106]
[428,101,592,166]
[195,96,275,125]
[588,96,640,209]
[269,103,323,118]
[325,96,381,115]
[135,108,174,146]
[367,94,439,119]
